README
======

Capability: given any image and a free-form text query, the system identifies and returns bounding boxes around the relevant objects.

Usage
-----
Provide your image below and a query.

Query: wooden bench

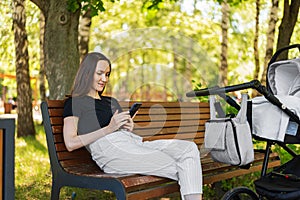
[41,100,281,200]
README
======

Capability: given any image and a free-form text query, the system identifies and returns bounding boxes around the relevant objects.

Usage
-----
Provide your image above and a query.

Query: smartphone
[129,103,142,117]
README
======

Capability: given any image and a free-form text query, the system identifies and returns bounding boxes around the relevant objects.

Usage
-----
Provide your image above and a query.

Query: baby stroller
[186,44,300,200]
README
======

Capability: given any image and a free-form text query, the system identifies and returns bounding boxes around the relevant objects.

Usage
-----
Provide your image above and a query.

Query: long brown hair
[71,52,111,96]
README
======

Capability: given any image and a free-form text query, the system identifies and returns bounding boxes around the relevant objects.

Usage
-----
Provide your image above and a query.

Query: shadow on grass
[59,187,116,200]
[15,179,51,200]
[23,135,47,152]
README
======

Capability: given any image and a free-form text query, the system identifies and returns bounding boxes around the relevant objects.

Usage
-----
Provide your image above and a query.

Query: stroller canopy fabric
[252,58,300,142]
[268,58,300,97]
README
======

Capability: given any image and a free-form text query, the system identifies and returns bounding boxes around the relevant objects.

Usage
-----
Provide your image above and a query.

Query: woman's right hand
[108,110,131,132]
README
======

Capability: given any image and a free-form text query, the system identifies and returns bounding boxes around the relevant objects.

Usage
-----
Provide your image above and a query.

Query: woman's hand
[108,110,131,132]
[122,117,134,132]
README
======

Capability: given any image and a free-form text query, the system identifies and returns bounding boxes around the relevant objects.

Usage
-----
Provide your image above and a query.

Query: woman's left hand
[122,117,134,132]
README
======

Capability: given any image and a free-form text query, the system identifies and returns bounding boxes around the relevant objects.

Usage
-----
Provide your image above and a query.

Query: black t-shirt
[63,95,123,135]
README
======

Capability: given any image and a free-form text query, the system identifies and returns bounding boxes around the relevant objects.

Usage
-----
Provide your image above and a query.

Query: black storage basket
[254,155,300,200]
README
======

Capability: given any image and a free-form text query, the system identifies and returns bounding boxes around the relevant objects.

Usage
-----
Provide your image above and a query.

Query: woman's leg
[142,139,203,198]
[89,132,202,199]
[89,132,179,180]
[184,194,202,200]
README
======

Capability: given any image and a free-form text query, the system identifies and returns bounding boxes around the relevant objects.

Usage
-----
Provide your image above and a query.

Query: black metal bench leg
[51,185,61,200]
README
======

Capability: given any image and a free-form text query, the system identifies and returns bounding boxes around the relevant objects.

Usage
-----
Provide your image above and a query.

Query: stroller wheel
[221,187,259,200]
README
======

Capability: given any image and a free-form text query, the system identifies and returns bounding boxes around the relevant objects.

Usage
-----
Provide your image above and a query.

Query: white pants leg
[142,138,203,197]
[89,131,203,198]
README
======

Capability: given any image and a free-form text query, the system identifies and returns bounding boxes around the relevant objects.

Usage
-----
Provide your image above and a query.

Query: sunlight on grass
[15,123,116,200]
[15,123,52,200]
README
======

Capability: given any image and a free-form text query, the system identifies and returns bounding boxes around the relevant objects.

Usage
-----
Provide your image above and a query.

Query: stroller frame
[186,44,300,200]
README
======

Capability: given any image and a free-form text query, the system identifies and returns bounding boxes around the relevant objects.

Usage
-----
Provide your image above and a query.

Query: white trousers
[89,130,203,198]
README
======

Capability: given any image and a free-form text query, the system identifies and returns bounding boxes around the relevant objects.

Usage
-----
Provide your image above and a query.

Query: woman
[63,52,203,200]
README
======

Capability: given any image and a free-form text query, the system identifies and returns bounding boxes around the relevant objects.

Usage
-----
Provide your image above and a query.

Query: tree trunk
[39,12,46,102]
[260,0,279,86]
[13,0,36,137]
[252,0,261,98]
[173,53,180,100]
[79,8,92,62]
[276,0,300,60]
[253,0,260,81]
[219,0,229,87]
[42,0,81,99]
[141,53,145,100]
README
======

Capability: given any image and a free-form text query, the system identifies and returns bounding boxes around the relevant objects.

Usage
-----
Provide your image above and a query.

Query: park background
[0,0,300,199]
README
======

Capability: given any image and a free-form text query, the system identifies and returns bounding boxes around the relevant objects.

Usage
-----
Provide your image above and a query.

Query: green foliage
[84,0,105,16]
[67,0,81,13]
[67,0,117,16]
[190,80,209,102]
[2,0,299,102]
[0,1,41,100]
[0,1,15,98]
[89,1,220,101]
[142,0,177,10]
[216,0,246,6]
[274,143,300,164]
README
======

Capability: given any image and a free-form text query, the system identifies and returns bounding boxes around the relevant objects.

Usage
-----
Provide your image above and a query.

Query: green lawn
[15,124,51,199]
[15,123,115,200]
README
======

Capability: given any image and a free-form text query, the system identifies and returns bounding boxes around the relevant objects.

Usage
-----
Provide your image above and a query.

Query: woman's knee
[181,140,200,157]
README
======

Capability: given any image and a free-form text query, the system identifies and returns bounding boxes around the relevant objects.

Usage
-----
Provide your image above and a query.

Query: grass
[15,124,52,199]
[15,122,300,199]
[15,123,116,200]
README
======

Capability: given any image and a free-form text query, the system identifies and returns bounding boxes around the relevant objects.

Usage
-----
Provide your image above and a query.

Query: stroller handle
[186,80,260,97]
[186,80,300,124]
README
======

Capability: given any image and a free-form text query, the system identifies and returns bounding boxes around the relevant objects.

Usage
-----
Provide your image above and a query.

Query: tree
[89,0,218,99]
[30,0,81,99]
[28,0,219,100]
[253,0,260,83]
[39,12,46,102]
[13,0,36,137]
[260,0,279,86]
[219,0,229,87]
[0,1,16,98]
[26,0,299,101]
[276,0,300,60]
[29,0,119,100]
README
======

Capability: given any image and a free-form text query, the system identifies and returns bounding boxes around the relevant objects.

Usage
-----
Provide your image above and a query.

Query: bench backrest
[119,101,210,146]
[41,100,210,172]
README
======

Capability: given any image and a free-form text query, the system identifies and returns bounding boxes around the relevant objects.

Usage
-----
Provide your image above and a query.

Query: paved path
[0,107,43,123]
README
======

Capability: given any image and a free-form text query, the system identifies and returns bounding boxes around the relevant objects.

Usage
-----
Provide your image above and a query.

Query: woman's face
[91,60,110,93]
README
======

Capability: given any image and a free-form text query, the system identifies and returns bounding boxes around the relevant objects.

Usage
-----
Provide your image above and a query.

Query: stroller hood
[268,58,300,96]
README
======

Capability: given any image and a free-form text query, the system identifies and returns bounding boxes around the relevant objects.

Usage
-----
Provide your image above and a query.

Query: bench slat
[133,119,205,128]
[133,113,209,122]
[119,101,210,108]
[134,125,204,134]
[203,158,281,184]
[127,183,179,200]
[134,132,202,141]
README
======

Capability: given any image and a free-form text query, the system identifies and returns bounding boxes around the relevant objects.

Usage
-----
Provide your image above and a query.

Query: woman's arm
[63,110,131,151]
